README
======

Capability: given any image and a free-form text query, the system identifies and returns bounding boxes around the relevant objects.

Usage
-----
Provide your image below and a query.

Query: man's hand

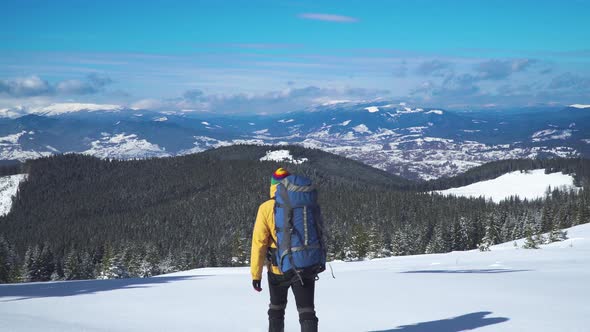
[252,279,262,292]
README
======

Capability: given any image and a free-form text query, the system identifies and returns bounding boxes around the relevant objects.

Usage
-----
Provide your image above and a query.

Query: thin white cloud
[298,13,359,23]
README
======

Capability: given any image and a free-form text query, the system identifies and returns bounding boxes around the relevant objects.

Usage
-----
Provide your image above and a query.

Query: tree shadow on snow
[370,311,509,332]
[0,275,209,302]
[401,269,530,274]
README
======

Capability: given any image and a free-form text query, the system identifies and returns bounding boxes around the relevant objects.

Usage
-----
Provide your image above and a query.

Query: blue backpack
[274,175,326,276]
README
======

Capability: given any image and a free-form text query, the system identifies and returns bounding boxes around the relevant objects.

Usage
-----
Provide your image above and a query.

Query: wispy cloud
[474,59,536,80]
[131,86,388,114]
[0,73,113,97]
[415,60,454,76]
[298,13,359,23]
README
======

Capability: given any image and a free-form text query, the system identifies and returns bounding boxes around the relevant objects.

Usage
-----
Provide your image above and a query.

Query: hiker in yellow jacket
[251,168,319,332]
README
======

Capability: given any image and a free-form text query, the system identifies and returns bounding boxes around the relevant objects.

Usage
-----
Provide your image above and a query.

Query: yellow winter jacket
[250,184,282,280]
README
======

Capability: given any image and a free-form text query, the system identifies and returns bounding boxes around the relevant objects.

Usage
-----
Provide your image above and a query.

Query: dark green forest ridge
[0,145,589,283]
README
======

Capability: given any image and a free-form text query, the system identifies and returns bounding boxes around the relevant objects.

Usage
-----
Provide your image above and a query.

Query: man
[251,168,319,332]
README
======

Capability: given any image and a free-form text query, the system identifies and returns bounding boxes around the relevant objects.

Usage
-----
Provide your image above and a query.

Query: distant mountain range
[1,101,589,180]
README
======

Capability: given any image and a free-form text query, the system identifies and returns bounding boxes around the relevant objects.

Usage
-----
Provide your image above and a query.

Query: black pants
[267,271,318,323]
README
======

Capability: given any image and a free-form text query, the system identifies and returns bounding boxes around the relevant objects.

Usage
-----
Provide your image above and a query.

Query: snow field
[1,223,589,331]
[434,169,579,202]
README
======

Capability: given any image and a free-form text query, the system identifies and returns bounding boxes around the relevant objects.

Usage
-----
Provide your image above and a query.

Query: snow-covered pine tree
[38,244,55,281]
[540,205,554,233]
[478,213,501,251]
[21,245,41,282]
[522,223,540,249]
[573,199,589,226]
[98,244,115,279]
[452,217,470,251]
[367,222,386,259]
[347,224,370,260]
[425,223,443,254]
[110,249,130,279]
[230,235,248,266]
[158,251,176,275]
[79,251,96,279]
[0,236,18,283]
[63,248,81,280]
[547,223,568,243]
[140,244,160,277]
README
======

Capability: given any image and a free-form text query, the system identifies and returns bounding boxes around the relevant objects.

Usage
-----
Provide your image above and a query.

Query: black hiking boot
[300,319,318,332]
[269,317,284,332]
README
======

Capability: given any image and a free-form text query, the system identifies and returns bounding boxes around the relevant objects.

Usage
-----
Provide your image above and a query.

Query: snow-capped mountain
[1,101,589,180]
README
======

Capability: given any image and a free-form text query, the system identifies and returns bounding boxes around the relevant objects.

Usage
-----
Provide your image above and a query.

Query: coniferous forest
[0,145,589,283]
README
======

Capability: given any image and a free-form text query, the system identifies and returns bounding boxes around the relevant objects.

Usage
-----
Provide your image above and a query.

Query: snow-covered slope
[0,131,52,161]
[1,223,588,332]
[434,169,579,202]
[569,104,590,109]
[0,174,27,216]
[82,133,170,159]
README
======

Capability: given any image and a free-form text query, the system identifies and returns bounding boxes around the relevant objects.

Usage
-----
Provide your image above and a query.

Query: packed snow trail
[1,224,590,331]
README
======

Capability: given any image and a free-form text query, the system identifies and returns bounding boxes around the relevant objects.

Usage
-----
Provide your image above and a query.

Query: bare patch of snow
[154,117,168,122]
[569,104,590,109]
[532,129,573,142]
[365,106,379,113]
[321,100,351,105]
[278,119,295,123]
[352,124,371,133]
[406,126,427,134]
[425,110,443,115]
[253,129,269,135]
[0,131,26,144]
[340,120,351,126]
[260,150,308,164]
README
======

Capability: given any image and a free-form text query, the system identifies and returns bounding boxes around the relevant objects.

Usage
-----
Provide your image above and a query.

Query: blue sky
[1,0,589,112]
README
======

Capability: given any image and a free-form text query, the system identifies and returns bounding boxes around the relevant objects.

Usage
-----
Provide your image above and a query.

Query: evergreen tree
[540,205,554,233]
[478,214,501,251]
[98,244,115,279]
[522,224,540,249]
[547,223,568,243]
[347,224,370,260]
[573,200,589,226]
[21,245,41,282]
[425,223,446,254]
[230,236,248,266]
[158,251,177,274]
[37,244,55,281]
[0,236,18,283]
[140,244,160,277]
[63,249,81,280]
[452,217,470,251]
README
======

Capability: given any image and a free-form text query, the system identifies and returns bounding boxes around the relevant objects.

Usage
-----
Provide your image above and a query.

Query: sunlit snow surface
[260,150,308,164]
[83,133,170,159]
[435,169,579,202]
[1,223,589,331]
[0,174,26,216]
[31,103,122,116]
